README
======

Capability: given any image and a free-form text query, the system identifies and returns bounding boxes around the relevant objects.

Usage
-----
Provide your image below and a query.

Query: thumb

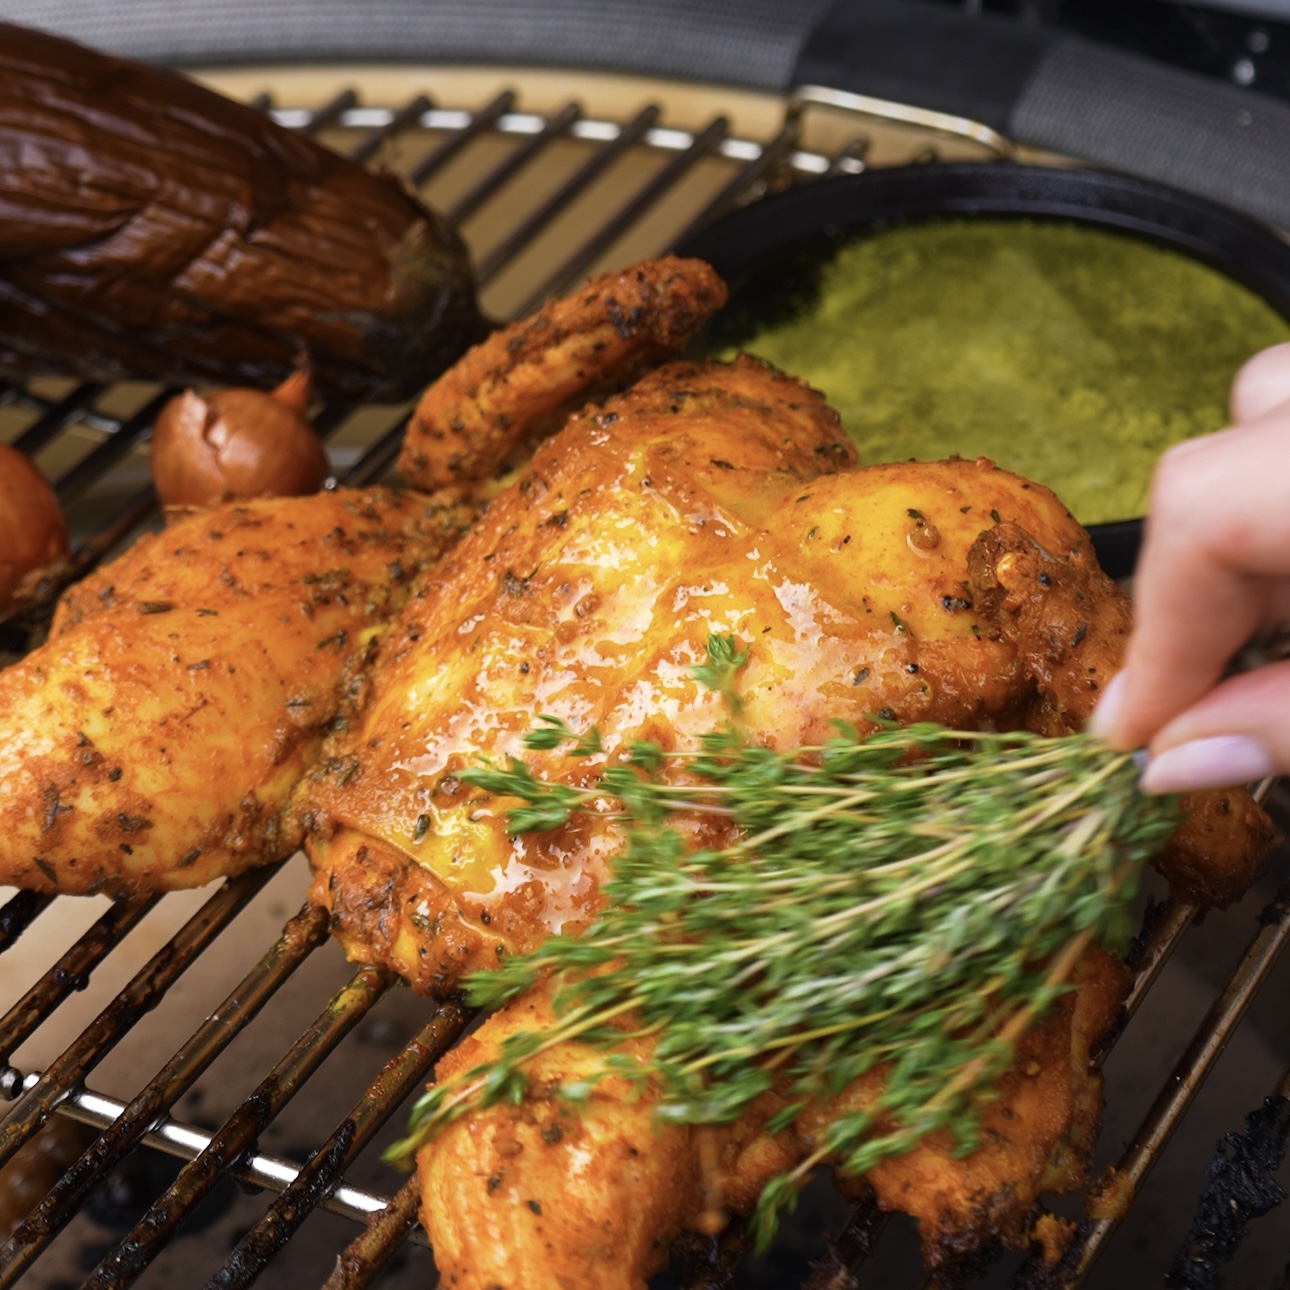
[1230,341,1290,424]
[1137,662,1290,794]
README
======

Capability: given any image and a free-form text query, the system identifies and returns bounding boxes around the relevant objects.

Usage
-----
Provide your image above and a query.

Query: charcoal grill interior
[3,69,1290,1290]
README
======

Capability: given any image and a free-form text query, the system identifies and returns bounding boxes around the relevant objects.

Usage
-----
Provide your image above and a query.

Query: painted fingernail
[1138,734,1275,795]
[1086,671,1126,741]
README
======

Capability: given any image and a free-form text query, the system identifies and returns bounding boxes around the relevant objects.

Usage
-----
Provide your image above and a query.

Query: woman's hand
[1090,342,1290,792]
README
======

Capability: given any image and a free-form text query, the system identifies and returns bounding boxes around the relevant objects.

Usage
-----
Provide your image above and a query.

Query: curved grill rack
[1,84,1288,1290]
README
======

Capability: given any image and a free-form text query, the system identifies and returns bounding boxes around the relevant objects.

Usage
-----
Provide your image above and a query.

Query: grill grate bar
[1060,876,1290,1285]
[670,120,800,254]
[211,997,471,1290]
[1118,899,1199,1023]
[325,1175,424,1290]
[348,93,433,166]
[408,89,517,189]
[50,388,172,508]
[0,895,158,1073]
[475,102,661,284]
[824,136,871,177]
[0,864,280,1174]
[44,1085,402,1227]
[0,902,331,1286]
[83,961,399,1287]
[10,382,105,458]
[337,413,411,488]
[445,100,582,226]
[58,482,157,600]
[513,113,731,315]
[300,88,360,136]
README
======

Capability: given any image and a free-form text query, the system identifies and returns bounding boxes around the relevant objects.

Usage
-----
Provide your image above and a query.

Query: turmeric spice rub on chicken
[0,488,473,896]
[421,948,1126,1290]
[298,298,1273,1282]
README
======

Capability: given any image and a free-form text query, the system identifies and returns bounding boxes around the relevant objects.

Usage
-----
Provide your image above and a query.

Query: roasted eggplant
[0,22,484,400]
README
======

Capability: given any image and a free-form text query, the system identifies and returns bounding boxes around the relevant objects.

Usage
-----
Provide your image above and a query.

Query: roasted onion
[151,368,330,507]
[0,444,68,612]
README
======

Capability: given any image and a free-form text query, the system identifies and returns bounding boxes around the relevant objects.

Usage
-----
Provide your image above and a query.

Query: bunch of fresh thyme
[387,647,1179,1247]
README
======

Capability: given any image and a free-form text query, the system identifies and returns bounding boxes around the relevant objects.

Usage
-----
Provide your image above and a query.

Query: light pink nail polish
[1138,734,1275,795]
[1086,671,1126,741]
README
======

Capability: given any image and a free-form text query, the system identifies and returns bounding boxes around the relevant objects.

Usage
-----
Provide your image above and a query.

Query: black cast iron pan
[676,162,1290,580]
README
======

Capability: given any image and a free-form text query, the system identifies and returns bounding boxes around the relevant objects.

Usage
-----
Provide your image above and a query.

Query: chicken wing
[396,256,727,490]
[0,487,472,896]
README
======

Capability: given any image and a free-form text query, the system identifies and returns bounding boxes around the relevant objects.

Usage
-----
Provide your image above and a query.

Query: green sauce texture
[722,219,1290,525]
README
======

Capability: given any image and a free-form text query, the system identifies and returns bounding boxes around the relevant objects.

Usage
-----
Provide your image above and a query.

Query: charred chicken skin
[0,488,472,896]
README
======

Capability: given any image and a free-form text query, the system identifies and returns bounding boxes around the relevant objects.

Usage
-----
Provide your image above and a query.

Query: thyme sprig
[387,718,1179,1248]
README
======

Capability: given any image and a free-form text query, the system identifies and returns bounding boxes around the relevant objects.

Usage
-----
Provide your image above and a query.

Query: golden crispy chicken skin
[419,979,707,1290]
[418,949,1127,1289]
[396,256,727,490]
[0,488,472,896]
[805,946,1128,1269]
[968,522,1276,905]
[299,355,1269,998]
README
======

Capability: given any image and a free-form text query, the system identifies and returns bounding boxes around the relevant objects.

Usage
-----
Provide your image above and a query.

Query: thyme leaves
[387,721,1178,1247]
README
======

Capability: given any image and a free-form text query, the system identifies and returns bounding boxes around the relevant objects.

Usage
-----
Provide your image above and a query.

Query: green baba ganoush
[715,218,1290,526]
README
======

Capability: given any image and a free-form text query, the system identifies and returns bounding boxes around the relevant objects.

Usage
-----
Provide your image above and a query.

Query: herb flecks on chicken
[304,356,1267,994]
[287,263,1275,1287]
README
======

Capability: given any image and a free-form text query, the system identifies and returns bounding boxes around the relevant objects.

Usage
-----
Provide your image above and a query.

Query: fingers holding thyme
[1091,341,1290,792]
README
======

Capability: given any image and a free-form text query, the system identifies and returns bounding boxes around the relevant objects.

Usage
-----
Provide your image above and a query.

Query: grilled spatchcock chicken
[298,334,1274,1283]
[0,254,1271,1283]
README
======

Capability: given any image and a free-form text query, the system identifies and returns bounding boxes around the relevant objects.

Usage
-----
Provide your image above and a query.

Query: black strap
[795,0,1052,129]
[0,0,831,89]
[798,0,1290,230]
[1013,38,1290,231]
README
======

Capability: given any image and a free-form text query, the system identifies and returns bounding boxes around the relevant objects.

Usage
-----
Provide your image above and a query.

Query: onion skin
[0,445,68,612]
[151,369,330,507]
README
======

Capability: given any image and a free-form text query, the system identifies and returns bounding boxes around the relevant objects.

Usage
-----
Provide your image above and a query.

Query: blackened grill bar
[0,82,1285,1290]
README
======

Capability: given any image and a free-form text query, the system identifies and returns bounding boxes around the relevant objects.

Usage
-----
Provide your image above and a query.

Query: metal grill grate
[1,83,1288,1290]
